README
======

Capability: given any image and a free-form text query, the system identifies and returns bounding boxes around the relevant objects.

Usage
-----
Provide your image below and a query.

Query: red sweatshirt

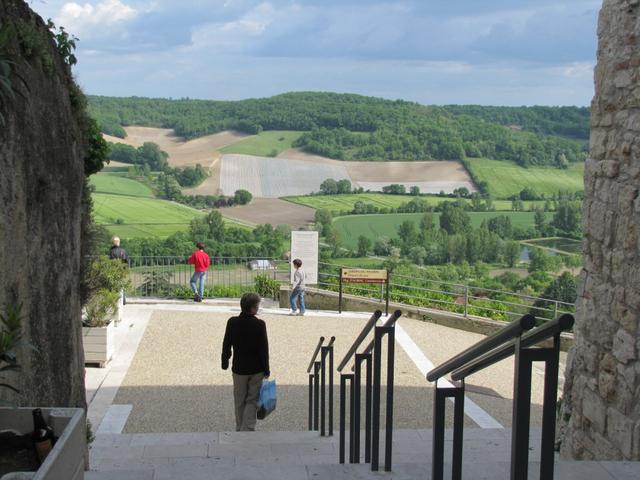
[188,250,211,272]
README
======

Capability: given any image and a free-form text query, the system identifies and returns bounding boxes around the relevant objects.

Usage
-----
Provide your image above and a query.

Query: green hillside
[286,193,542,214]
[90,173,153,197]
[333,211,554,249]
[465,158,584,198]
[220,130,302,157]
[88,92,586,167]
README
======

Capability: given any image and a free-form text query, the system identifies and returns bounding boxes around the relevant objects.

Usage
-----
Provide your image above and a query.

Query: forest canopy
[89,92,588,168]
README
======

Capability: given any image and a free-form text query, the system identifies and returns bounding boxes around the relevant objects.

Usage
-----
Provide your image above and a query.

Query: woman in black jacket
[221,293,270,431]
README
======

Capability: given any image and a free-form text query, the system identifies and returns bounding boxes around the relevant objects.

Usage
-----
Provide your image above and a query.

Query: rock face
[0,0,87,408]
[561,0,640,460]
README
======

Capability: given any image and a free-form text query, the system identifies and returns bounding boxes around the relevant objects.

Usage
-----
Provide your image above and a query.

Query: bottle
[32,408,55,463]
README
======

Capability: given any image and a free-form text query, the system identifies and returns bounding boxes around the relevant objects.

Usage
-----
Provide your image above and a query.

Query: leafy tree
[528,248,552,273]
[410,186,420,196]
[324,225,342,257]
[531,272,577,317]
[397,220,418,254]
[357,235,372,257]
[336,179,352,194]
[504,241,521,267]
[409,246,427,265]
[320,178,338,195]
[552,201,582,236]
[234,189,252,205]
[534,208,547,235]
[137,142,169,171]
[486,216,513,239]
[373,237,392,256]
[439,203,471,235]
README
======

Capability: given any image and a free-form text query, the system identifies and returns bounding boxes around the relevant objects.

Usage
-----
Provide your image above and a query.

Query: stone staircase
[84,428,639,480]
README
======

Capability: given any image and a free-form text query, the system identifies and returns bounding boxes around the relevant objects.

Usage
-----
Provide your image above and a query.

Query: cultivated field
[93,193,204,237]
[333,211,554,249]
[280,148,477,194]
[221,198,315,228]
[285,193,541,213]
[465,158,584,198]
[219,154,351,197]
[90,173,153,197]
[104,126,250,167]
[220,131,303,157]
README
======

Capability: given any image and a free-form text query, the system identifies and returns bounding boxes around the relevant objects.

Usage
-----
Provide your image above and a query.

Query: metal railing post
[320,346,328,436]
[313,361,321,431]
[384,326,395,472]
[339,373,354,464]
[510,337,533,480]
[329,343,334,437]
[464,285,469,317]
[364,353,372,463]
[353,354,364,463]
[308,374,314,431]
[371,325,395,472]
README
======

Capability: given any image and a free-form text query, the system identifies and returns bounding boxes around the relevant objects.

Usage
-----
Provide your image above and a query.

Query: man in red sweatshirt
[188,242,210,302]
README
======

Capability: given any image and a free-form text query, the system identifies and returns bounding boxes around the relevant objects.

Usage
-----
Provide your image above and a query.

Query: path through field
[220,198,315,228]
[104,127,250,167]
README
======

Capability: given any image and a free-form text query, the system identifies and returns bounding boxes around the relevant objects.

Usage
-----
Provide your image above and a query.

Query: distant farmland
[90,174,153,197]
[220,131,303,157]
[333,211,554,249]
[285,193,543,214]
[465,158,584,198]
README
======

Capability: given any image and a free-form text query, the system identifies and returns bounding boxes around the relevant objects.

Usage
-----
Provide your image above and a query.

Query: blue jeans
[290,288,305,313]
[190,271,206,298]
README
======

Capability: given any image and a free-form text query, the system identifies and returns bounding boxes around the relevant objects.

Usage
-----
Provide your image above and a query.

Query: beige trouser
[232,373,264,431]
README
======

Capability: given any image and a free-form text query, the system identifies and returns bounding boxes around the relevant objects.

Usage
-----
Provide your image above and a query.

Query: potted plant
[82,257,130,367]
[0,305,87,479]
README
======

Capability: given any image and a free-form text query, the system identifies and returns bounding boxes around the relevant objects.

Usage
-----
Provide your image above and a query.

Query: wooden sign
[341,268,388,284]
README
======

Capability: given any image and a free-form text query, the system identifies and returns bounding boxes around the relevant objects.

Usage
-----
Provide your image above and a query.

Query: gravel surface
[115,310,481,433]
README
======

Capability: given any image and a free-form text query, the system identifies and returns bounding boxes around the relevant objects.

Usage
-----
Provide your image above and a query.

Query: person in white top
[289,258,306,316]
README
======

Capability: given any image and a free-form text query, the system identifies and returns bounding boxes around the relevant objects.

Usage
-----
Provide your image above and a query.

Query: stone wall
[0,0,87,408]
[561,0,640,460]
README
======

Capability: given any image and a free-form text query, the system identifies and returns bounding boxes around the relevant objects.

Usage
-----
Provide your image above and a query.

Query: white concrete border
[395,321,504,429]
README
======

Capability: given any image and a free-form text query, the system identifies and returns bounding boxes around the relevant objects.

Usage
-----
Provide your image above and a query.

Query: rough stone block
[607,408,635,458]
[613,328,637,363]
[583,388,608,434]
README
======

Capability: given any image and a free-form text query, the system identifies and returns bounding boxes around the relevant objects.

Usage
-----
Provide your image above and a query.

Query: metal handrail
[307,336,325,373]
[426,314,536,382]
[357,310,403,360]
[450,313,575,381]
[337,310,382,372]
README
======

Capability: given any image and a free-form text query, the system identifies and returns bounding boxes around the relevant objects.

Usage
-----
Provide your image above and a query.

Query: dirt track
[220,198,315,228]
[104,127,250,167]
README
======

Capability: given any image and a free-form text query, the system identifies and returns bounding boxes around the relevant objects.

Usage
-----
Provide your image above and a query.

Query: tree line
[89,92,587,168]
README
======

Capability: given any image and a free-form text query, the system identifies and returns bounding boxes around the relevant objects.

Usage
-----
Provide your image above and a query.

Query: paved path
[87,428,640,479]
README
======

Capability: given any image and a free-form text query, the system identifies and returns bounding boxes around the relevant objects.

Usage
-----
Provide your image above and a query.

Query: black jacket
[109,246,129,264]
[221,313,270,376]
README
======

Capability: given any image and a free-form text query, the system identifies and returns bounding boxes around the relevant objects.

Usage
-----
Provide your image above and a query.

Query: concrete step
[88,429,640,479]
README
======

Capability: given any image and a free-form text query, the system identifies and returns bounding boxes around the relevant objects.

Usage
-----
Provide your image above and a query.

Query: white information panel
[290,231,319,285]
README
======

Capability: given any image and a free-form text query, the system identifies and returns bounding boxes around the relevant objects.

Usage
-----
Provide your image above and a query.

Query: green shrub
[87,256,130,294]
[254,273,280,299]
[172,285,253,299]
[84,289,119,327]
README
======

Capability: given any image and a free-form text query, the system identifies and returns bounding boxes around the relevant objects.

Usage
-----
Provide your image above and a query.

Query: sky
[29,0,602,106]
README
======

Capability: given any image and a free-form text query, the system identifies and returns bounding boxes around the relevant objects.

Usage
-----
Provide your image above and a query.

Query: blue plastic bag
[257,379,277,420]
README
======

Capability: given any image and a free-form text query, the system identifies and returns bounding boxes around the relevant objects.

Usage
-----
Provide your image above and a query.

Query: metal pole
[314,361,321,431]
[321,347,327,436]
[452,385,465,480]
[364,353,372,463]
[339,374,347,463]
[510,339,533,480]
[339,268,343,313]
[329,345,334,437]
[385,274,390,316]
[384,326,395,472]
[353,354,364,463]
[464,285,469,317]
[539,334,561,480]
[432,383,446,480]
[308,374,314,431]
[371,327,383,471]
[349,372,356,463]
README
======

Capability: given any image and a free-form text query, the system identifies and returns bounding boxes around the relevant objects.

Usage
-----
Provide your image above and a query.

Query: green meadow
[465,158,584,198]
[220,130,303,157]
[333,211,554,249]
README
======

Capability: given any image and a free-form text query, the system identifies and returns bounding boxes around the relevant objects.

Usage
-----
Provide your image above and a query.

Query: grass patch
[285,193,542,214]
[90,173,153,198]
[220,130,303,157]
[333,212,554,249]
[92,193,204,237]
[465,158,584,198]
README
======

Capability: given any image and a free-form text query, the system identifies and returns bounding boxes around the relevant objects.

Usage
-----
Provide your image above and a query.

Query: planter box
[82,320,115,368]
[0,407,85,480]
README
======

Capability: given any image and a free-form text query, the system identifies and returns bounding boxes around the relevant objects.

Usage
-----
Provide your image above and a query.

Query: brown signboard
[341,268,388,284]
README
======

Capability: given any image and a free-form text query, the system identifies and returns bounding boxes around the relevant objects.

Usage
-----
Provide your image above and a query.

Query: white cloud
[56,0,138,35]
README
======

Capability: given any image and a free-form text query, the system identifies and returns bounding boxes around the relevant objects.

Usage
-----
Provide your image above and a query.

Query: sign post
[339,268,389,315]
[291,231,319,285]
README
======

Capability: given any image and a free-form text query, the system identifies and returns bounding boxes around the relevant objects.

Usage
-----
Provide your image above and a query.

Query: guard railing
[307,336,335,436]
[426,313,574,480]
[338,309,402,472]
